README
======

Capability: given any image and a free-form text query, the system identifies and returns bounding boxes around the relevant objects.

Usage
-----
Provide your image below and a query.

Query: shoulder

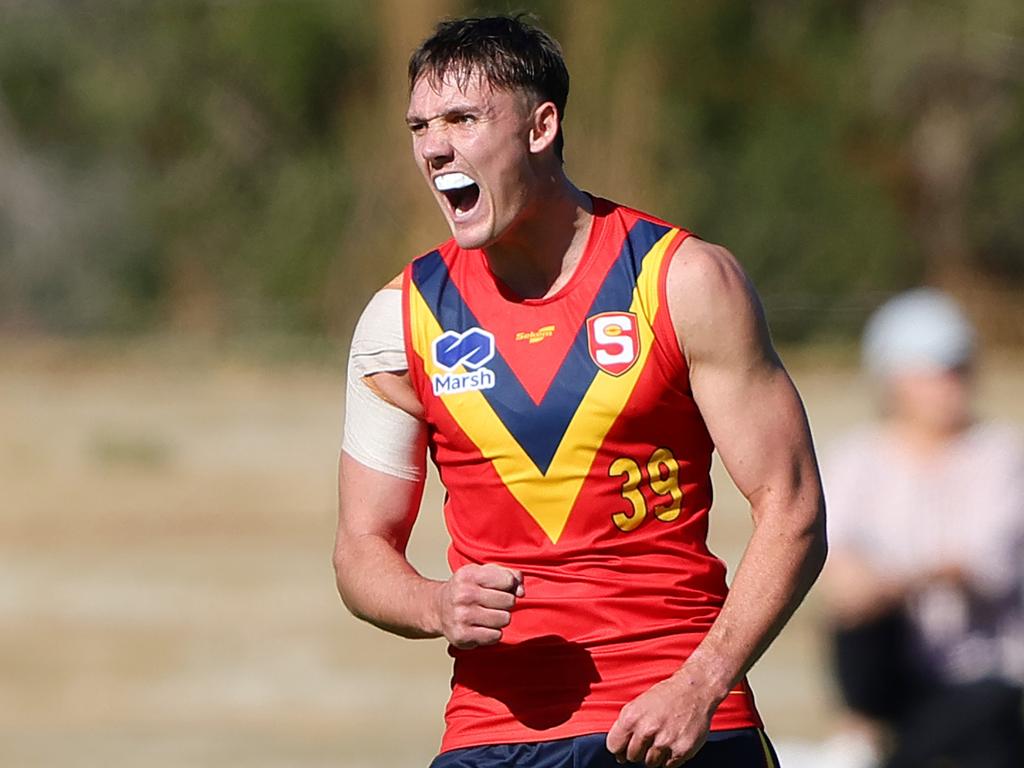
[965,422,1024,468]
[663,238,767,364]
[969,421,1024,448]
[667,238,750,297]
[350,284,404,367]
[349,281,424,417]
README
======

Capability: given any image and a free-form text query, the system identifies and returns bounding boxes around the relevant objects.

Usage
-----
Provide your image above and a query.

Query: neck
[482,173,594,300]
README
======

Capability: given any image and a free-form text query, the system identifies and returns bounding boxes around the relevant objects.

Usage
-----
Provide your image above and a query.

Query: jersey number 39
[609,447,683,532]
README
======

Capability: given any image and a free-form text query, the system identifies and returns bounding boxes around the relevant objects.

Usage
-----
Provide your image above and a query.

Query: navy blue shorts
[430,729,779,767]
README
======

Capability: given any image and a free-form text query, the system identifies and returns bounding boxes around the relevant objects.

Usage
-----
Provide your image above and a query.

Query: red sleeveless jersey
[402,198,762,752]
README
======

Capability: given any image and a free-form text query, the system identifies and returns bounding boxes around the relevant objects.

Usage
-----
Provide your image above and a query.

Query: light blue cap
[863,288,975,377]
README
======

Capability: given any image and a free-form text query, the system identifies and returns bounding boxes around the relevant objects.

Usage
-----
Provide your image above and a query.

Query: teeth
[434,172,475,192]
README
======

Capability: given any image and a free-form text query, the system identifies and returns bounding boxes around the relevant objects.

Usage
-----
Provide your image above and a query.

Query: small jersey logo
[515,325,555,344]
[587,311,639,376]
[431,327,496,395]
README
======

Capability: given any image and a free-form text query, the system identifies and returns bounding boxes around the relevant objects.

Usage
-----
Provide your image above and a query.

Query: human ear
[529,101,559,155]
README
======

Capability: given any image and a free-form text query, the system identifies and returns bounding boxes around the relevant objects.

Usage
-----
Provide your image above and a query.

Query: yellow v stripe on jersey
[408,226,678,543]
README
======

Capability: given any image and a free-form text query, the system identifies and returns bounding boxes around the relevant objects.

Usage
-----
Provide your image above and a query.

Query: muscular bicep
[336,451,426,554]
[668,240,821,520]
[696,353,815,516]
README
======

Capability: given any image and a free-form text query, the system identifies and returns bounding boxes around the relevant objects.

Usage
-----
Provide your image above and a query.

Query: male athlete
[334,15,826,768]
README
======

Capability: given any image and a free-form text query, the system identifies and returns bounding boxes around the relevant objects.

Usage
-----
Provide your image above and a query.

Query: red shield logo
[587,311,640,376]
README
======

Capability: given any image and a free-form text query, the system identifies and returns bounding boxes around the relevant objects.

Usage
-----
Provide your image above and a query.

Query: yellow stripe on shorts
[757,729,777,768]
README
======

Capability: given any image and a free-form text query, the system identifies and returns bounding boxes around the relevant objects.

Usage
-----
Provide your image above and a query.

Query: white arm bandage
[341,288,427,482]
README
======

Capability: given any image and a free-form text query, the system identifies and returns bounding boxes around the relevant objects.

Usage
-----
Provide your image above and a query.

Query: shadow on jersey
[453,635,600,730]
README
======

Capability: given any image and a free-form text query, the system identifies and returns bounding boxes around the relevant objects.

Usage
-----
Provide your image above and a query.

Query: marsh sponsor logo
[431,327,496,395]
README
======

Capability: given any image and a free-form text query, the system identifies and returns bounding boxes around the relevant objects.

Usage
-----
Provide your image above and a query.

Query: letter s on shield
[587,311,639,376]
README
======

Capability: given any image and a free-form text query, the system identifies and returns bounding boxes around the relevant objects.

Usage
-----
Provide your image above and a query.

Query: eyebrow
[405,104,481,126]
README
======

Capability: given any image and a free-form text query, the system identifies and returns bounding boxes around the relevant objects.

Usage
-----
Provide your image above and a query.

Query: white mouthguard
[434,172,476,192]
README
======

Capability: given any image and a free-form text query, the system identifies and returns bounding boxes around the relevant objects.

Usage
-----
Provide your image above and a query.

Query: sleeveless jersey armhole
[651,229,693,394]
[400,265,427,406]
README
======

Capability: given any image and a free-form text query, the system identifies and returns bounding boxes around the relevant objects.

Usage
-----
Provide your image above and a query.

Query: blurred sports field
[3,338,1022,767]
[1,2,1022,765]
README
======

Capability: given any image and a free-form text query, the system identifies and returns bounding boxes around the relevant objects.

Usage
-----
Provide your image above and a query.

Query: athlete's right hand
[435,564,524,649]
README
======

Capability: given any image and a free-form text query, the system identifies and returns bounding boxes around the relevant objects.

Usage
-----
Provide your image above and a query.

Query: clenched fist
[435,563,524,648]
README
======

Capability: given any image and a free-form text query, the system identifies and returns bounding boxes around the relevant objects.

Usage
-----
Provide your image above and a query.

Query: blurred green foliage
[0,0,1021,342]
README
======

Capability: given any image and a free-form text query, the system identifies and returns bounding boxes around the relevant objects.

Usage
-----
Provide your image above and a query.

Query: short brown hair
[408,14,570,161]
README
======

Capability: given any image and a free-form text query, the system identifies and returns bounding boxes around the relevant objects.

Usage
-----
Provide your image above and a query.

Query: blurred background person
[821,289,1024,768]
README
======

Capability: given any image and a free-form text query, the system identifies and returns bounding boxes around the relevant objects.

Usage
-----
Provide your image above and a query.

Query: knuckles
[454,564,482,581]
[619,705,642,729]
[635,720,659,740]
[651,734,673,750]
[448,581,480,608]
[449,626,481,647]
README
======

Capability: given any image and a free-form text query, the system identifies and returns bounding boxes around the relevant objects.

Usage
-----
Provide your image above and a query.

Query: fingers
[607,706,703,767]
[606,718,630,761]
[614,736,679,768]
[464,605,512,629]
[644,744,672,768]
[442,564,524,647]
[451,603,509,648]
[616,736,698,768]
[449,566,520,610]
[664,734,704,767]
[476,587,516,610]
[449,626,502,649]
[626,730,655,764]
[472,563,524,595]
[445,600,511,646]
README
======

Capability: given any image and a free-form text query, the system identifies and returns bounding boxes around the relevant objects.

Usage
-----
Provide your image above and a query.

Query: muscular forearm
[334,533,444,640]
[604,496,826,767]
[608,240,827,766]
[335,453,522,648]
[681,495,827,701]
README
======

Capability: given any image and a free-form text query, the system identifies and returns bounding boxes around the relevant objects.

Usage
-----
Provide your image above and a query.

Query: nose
[418,125,454,170]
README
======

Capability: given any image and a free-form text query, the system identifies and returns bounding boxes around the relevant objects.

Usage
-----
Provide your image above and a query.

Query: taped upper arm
[342,287,427,482]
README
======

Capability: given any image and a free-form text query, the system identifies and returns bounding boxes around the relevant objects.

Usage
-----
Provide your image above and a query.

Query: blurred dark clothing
[826,424,1024,687]
[833,610,1024,768]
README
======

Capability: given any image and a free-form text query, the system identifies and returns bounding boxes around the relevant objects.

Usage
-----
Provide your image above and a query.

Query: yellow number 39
[609,447,683,532]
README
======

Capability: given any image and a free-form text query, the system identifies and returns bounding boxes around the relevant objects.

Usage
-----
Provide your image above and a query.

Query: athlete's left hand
[605,666,722,767]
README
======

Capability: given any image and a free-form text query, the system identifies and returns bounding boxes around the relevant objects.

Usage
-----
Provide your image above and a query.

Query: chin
[449,221,496,251]
[453,233,489,250]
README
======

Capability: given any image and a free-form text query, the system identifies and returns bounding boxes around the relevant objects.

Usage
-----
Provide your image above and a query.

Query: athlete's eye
[407,121,427,134]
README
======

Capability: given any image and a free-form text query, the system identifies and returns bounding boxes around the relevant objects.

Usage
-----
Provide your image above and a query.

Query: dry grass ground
[2,338,1022,767]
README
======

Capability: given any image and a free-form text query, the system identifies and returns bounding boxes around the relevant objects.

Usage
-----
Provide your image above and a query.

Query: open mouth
[434,172,480,220]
